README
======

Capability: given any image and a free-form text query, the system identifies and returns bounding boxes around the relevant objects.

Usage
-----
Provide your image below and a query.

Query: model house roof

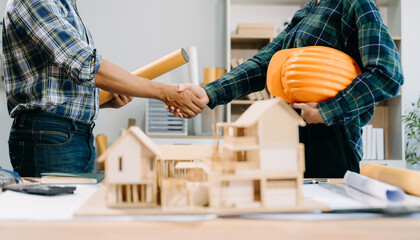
[233,98,306,127]
[97,126,162,163]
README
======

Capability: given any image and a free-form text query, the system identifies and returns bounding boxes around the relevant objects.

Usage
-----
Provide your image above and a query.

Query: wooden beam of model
[99,48,190,105]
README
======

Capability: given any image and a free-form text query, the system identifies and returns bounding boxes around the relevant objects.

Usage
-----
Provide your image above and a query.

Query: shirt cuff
[317,97,345,126]
[69,48,101,88]
[94,51,102,75]
[202,80,225,109]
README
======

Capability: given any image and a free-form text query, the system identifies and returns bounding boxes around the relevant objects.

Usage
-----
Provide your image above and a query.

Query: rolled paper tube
[96,134,108,156]
[187,46,200,86]
[215,68,227,79]
[360,163,420,197]
[187,46,202,135]
[99,48,190,105]
[203,68,226,86]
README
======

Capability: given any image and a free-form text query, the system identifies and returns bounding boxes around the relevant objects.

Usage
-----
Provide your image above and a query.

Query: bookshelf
[224,0,405,167]
[229,35,274,121]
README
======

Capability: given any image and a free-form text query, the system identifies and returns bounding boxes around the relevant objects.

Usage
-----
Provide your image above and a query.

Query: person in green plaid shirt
[3,0,204,177]
[175,0,403,178]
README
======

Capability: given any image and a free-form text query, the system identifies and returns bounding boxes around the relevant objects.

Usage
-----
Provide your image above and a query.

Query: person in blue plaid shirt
[3,0,205,177]
[174,0,403,178]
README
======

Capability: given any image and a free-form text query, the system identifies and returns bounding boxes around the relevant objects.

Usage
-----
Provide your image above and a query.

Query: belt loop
[89,122,95,135]
[71,120,78,132]
[16,112,26,128]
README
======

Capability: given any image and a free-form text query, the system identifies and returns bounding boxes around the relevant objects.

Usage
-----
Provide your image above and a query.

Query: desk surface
[1,179,420,240]
[1,218,420,240]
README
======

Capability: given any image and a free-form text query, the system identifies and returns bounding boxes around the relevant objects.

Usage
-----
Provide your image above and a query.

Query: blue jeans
[8,111,95,177]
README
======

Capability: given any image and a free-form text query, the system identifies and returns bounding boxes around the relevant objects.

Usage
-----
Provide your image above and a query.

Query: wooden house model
[157,145,213,209]
[97,127,162,208]
[98,98,308,213]
[209,98,306,211]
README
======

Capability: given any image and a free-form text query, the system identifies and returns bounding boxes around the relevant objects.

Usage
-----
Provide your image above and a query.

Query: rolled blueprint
[187,46,202,135]
[200,68,226,134]
[99,48,189,105]
[361,163,420,197]
[187,46,200,86]
[202,68,226,86]
[344,171,405,202]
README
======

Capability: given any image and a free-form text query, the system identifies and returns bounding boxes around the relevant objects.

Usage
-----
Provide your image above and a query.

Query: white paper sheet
[344,171,405,202]
[0,184,100,220]
[236,212,386,221]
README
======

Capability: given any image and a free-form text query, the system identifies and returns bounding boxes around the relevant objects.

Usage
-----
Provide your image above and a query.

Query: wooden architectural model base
[75,185,329,217]
[91,99,326,216]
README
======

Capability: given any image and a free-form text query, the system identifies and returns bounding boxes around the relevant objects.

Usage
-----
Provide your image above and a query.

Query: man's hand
[292,102,325,124]
[161,84,206,119]
[165,83,209,118]
[100,93,133,109]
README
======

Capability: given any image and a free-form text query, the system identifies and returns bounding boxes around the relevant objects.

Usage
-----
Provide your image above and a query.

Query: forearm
[319,21,403,125]
[95,59,206,118]
[94,59,168,101]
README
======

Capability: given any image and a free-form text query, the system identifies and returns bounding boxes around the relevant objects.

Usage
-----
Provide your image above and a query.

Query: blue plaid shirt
[2,0,102,123]
[203,0,403,159]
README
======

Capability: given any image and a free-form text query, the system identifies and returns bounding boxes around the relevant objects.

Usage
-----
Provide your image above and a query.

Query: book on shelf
[260,89,271,99]
[371,127,377,160]
[376,128,385,160]
[362,125,368,160]
[40,172,105,184]
[246,92,257,101]
[254,91,264,100]
[237,58,245,65]
[230,58,239,69]
[366,124,373,160]
[361,125,384,160]
[236,23,275,36]
[245,90,271,101]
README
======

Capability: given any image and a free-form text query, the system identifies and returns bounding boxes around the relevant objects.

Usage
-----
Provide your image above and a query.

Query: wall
[77,0,226,149]
[401,0,420,167]
[0,0,10,169]
[0,0,226,170]
[401,0,420,108]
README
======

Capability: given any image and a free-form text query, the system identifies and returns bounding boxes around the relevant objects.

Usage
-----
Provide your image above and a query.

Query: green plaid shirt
[203,0,403,159]
[2,0,101,123]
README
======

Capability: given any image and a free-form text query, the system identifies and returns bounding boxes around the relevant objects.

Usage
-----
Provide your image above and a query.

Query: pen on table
[304,179,329,184]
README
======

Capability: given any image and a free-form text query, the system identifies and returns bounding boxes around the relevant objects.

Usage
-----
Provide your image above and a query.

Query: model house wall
[97,127,162,207]
[209,99,306,210]
[100,99,307,212]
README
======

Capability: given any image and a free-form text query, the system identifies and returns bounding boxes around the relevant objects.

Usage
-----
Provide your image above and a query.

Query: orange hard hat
[266,46,362,103]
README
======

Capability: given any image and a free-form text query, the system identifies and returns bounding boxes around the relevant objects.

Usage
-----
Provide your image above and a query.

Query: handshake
[161,83,209,119]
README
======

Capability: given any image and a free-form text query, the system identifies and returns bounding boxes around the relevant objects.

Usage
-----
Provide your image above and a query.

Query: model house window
[119,157,123,171]
[237,150,247,162]
[149,158,154,171]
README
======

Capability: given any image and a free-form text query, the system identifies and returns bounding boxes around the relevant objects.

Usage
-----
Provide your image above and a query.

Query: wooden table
[1,179,419,240]
[1,218,420,240]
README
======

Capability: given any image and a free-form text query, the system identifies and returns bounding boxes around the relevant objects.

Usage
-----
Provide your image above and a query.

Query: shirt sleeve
[10,0,100,87]
[203,8,307,109]
[318,1,403,125]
